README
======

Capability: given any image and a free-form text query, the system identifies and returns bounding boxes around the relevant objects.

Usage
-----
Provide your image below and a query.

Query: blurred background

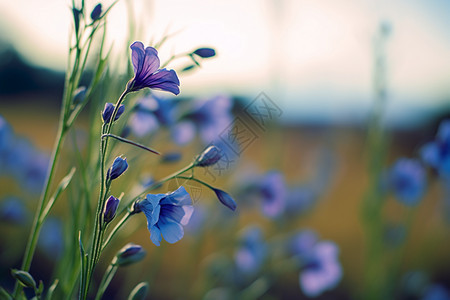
[1,0,450,299]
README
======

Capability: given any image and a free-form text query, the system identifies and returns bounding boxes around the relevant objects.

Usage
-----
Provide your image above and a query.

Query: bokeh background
[1,0,450,299]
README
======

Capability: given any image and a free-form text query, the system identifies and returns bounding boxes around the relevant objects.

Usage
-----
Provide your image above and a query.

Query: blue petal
[150,225,162,246]
[141,46,160,78]
[161,186,192,206]
[159,217,184,244]
[130,42,145,77]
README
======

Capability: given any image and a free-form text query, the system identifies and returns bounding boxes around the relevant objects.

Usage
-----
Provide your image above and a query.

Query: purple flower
[179,95,233,144]
[387,158,426,206]
[127,41,180,95]
[234,226,267,274]
[107,156,128,180]
[102,102,125,123]
[290,230,342,297]
[136,186,194,246]
[213,188,237,211]
[103,196,120,224]
[421,120,450,177]
[259,171,286,218]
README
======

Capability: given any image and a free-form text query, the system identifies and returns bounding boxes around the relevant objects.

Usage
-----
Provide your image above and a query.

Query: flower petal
[159,218,184,244]
[150,225,162,246]
[141,46,160,78]
[161,186,192,206]
[130,41,145,77]
[145,69,180,95]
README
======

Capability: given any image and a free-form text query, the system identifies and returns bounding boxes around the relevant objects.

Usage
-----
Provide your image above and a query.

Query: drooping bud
[11,270,36,289]
[90,3,102,21]
[194,146,222,167]
[212,188,237,211]
[107,156,128,180]
[102,103,125,123]
[113,243,146,266]
[103,196,119,224]
[192,47,216,58]
[128,282,149,300]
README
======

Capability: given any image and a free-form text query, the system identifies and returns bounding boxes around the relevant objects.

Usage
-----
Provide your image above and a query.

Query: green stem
[95,264,118,300]
[13,121,68,297]
[102,212,132,252]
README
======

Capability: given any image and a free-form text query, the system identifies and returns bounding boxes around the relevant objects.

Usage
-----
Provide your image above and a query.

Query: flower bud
[102,103,125,123]
[11,270,36,289]
[103,196,119,224]
[73,86,86,105]
[193,47,216,58]
[113,243,146,266]
[194,146,222,167]
[107,156,128,180]
[213,188,237,211]
[128,282,149,300]
[90,3,102,21]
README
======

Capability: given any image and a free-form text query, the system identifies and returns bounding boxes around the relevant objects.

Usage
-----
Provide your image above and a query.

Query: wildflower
[213,188,237,211]
[259,171,286,218]
[90,3,102,21]
[113,243,146,266]
[387,158,426,206]
[234,226,267,274]
[421,120,450,177]
[289,230,342,297]
[127,41,180,95]
[178,95,233,144]
[136,186,194,246]
[194,145,223,167]
[107,156,128,180]
[103,196,119,224]
[192,47,216,58]
[102,103,125,123]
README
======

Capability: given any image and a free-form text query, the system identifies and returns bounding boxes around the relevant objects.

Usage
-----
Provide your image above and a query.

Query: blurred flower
[421,120,450,177]
[107,156,128,180]
[103,195,119,224]
[234,226,267,274]
[289,230,342,297]
[284,186,317,217]
[259,171,286,218]
[213,188,237,211]
[185,204,207,234]
[192,47,216,58]
[194,145,223,167]
[113,243,146,266]
[179,95,233,144]
[127,41,180,95]
[73,86,87,105]
[90,3,102,21]
[102,102,125,123]
[386,158,426,206]
[128,95,175,137]
[136,186,194,246]
[422,284,450,300]
[38,217,64,260]
[0,197,28,224]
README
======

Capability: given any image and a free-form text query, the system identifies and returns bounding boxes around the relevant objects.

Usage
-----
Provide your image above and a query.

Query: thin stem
[101,134,160,155]
[95,264,118,300]
[102,211,132,251]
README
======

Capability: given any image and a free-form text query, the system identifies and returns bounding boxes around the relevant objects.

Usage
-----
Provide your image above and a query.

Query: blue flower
[177,95,233,144]
[421,120,450,177]
[128,95,176,137]
[289,230,342,297]
[234,226,267,275]
[114,243,146,266]
[102,102,125,123]
[127,41,180,95]
[387,158,426,206]
[192,47,216,58]
[107,156,128,180]
[136,186,194,246]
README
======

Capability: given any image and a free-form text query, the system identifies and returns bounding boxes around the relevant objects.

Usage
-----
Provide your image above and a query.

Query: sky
[0,0,449,126]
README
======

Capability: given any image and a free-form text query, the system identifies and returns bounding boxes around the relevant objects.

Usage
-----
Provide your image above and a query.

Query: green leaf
[39,168,76,223]
[45,279,59,300]
[0,287,13,300]
[36,280,44,295]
